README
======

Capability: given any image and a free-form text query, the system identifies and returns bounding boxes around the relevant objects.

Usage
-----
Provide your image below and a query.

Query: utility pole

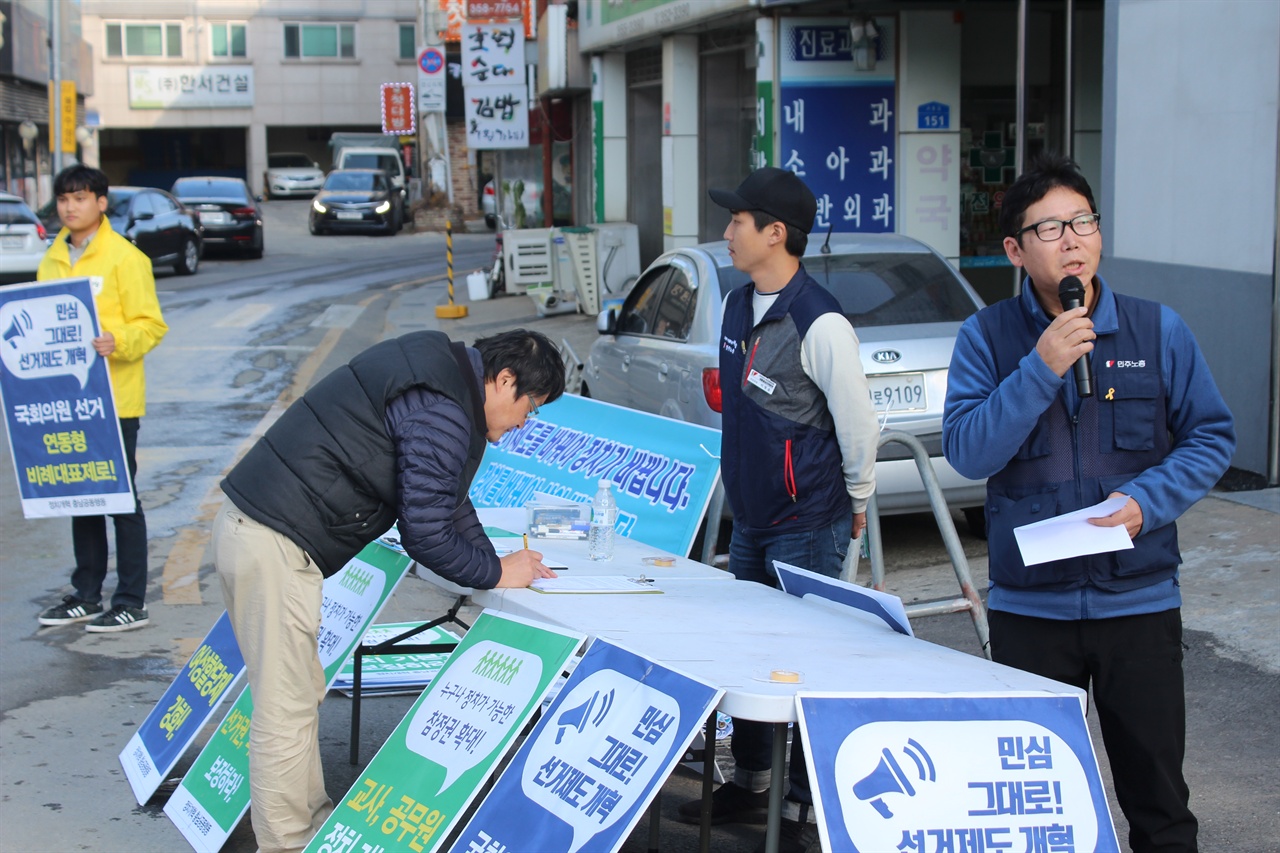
[49,0,62,175]
[420,0,452,207]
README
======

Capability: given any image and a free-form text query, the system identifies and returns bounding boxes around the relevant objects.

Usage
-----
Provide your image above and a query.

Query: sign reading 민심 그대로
[162,542,413,853]
[469,394,721,557]
[447,637,724,853]
[796,693,1120,853]
[0,278,136,518]
[303,610,586,853]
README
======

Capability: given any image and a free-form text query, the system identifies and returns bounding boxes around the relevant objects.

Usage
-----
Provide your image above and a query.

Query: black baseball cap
[708,167,817,234]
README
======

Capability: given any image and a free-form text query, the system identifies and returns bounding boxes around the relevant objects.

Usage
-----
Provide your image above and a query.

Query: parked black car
[108,187,203,275]
[309,169,398,235]
[36,188,203,275]
[171,177,264,258]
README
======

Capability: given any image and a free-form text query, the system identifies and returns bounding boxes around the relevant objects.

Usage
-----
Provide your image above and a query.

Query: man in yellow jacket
[36,165,168,633]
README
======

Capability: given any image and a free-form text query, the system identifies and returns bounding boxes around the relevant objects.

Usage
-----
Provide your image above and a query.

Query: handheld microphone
[1058,275,1093,398]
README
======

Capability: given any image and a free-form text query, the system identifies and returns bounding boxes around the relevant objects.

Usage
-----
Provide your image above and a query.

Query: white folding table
[470,577,1083,853]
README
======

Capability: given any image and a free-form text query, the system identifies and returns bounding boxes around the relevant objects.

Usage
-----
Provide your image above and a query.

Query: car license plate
[336,211,363,220]
[868,372,927,413]
[201,211,228,224]
[1,235,23,249]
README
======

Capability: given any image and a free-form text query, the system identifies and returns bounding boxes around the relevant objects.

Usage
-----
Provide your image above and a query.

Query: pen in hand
[524,533,530,551]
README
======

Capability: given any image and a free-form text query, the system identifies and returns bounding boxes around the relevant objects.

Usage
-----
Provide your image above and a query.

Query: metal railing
[864,430,990,658]
[696,430,990,657]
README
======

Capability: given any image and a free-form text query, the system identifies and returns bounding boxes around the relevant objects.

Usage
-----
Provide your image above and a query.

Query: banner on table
[796,692,1119,853]
[120,611,246,804]
[470,394,721,557]
[0,278,136,517]
[331,622,461,696]
[163,542,413,853]
[448,637,724,853]
[303,610,586,853]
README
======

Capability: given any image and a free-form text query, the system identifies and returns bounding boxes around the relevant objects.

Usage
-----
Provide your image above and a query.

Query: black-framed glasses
[1016,213,1101,242]
[526,395,540,418]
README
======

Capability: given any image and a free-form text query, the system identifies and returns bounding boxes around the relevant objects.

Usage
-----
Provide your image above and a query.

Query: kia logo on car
[872,349,902,364]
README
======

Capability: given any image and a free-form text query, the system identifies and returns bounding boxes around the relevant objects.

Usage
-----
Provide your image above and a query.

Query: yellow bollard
[435,219,468,319]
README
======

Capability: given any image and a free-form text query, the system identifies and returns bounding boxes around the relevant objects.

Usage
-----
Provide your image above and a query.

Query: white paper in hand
[1013,496,1134,566]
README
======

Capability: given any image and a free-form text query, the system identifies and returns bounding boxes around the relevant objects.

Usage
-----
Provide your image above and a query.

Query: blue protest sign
[797,693,1120,853]
[448,638,724,853]
[120,611,246,804]
[0,278,135,517]
[774,561,912,636]
[470,394,721,557]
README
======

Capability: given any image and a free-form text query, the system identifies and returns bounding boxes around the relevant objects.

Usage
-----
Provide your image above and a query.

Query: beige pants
[212,498,333,853]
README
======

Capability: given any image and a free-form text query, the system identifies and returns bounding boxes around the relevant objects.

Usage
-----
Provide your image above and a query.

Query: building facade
[79,0,427,193]
[1,0,88,206]
[569,0,1278,483]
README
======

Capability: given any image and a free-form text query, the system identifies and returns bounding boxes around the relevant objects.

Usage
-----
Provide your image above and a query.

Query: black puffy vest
[221,332,486,576]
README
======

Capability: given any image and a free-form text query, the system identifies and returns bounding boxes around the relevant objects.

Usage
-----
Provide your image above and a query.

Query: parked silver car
[264,152,324,199]
[583,233,988,524]
[0,192,50,285]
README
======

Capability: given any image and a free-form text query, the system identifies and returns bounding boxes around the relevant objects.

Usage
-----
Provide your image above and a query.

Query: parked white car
[264,152,324,199]
[583,233,990,528]
[0,192,51,285]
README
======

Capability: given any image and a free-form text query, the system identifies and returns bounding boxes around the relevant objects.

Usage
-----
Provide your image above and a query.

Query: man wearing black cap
[677,167,878,852]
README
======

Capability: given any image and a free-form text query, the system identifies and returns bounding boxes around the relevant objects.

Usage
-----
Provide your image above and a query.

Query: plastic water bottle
[588,480,617,561]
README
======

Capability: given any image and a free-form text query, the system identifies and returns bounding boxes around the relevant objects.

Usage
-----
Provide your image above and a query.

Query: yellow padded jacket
[38,216,167,418]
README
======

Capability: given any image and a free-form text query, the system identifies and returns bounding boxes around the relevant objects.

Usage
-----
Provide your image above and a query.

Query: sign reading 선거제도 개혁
[797,693,1120,853]
[161,542,413,853]
[0,278,137,518]
[447,637,724,853]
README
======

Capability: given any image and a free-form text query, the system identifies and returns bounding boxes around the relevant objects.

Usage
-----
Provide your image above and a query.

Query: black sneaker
[38,595,104,626]
[753,816,820,853]
[676,781,769,826]
[85,605,149,633]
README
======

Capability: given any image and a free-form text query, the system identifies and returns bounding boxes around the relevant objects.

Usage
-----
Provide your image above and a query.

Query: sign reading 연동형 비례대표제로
[0,278,137,518]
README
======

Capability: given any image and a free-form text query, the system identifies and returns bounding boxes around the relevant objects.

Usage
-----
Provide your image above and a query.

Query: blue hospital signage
[0,278,135,517]
[470,394,721,557]
[448,638,723,853]
[777,17,897,235]
[797,693,1120,853]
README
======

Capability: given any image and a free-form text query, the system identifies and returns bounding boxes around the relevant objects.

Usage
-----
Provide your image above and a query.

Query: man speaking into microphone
[942,154,1234,853]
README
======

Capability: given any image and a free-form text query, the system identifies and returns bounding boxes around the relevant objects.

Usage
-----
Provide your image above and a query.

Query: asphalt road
[0,202,1275,852]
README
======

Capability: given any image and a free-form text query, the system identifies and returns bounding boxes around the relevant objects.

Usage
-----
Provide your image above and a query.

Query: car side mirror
[596,308,617,335]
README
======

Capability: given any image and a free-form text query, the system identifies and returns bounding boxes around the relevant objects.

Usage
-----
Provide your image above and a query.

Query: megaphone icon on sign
[852,739,936,819]
[4,309,32,348]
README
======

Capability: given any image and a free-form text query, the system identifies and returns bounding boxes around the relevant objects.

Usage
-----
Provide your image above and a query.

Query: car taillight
[702,368,722,413]
[230,206,255,216]
[36,222,48,240]
[483,184,495,196]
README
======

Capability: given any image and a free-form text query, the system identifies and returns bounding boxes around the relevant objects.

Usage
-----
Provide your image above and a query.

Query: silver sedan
[583,233,989,526]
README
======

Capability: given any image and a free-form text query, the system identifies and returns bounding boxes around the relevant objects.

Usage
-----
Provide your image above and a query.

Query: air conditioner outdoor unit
[502,227,553,295]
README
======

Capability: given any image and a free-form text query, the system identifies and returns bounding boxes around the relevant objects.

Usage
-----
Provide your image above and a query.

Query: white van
[334,147,406,198]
